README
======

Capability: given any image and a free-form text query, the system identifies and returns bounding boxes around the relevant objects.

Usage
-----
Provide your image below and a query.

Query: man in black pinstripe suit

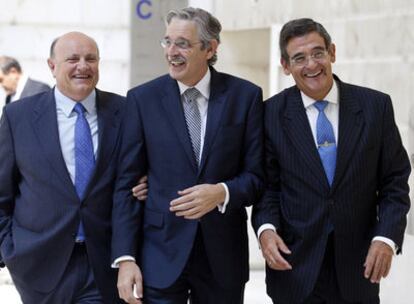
[252,18,411,304]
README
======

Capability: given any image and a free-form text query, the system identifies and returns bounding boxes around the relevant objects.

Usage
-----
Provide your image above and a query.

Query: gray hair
[0,56,22,74]
[279,18,332,63]
[166,7,221,66]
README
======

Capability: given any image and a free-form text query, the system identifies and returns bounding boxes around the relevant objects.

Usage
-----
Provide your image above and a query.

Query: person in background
[252,18,411,304]
[0,55,50,105]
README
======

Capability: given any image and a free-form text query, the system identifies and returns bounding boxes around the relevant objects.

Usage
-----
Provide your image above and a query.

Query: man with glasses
[114,7,264,304]
[252,18,410,303]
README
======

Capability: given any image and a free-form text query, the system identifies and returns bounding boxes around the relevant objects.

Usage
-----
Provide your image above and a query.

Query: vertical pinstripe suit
[252,75,411,303]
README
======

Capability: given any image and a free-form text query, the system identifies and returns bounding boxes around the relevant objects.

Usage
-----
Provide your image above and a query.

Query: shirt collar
[177,68,211,99]
[301,80,339,109]
[54,87,97,117]
[12,74,29,101]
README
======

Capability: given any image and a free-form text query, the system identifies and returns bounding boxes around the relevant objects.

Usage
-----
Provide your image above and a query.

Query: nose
[166,43,180,56]
[76,58,89,70]
[305,56,319,68]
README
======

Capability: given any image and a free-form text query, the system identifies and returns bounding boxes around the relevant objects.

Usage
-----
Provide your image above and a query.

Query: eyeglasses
[290,49,329,67]
[160,38,202,50]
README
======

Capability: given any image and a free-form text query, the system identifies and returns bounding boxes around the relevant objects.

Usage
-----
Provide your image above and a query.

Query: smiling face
[281,31,336,100]
[47,32,99,101]
[164,18,217,87]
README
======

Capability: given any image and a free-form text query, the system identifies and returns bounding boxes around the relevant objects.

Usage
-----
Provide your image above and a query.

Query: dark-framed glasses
[160,38,202,50]
[290,49,329,67]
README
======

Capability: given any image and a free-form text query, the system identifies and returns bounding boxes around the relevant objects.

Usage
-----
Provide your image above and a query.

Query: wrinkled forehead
[165,18,199,40]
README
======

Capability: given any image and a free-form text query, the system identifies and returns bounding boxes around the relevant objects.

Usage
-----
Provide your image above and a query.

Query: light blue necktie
[314,100,336,186]
[183,88,202,165]
[73,103,95,242]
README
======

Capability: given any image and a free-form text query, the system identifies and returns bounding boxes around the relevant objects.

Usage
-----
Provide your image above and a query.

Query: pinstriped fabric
[183,88,202,165]
[314,100,336,186]
[253,76,410,304]
[73,103,95,241]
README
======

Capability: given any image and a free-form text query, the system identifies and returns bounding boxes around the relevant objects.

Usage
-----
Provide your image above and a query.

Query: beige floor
[1,234,413,304]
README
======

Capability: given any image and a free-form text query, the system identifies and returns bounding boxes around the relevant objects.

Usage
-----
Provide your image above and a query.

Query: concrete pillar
[130,0,188,87]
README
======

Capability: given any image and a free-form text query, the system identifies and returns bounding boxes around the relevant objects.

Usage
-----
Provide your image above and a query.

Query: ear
[47,58,57,77]
[280,57,291,75]
[329,43,336,63]
[206,39,219,60]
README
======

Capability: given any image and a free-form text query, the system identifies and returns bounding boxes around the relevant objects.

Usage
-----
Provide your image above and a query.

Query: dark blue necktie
[314,100,336,186]
[73,103,95,242]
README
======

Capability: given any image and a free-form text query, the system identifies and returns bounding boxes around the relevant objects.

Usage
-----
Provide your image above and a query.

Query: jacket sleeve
[111,90,147,261]
[375,95,411,252]
[224,87,265,211]
[0,108,18,264]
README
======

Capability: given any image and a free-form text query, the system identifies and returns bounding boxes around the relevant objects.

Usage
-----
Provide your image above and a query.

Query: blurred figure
[408,105,414,235]
[0,55,50,105]
[252,18,411,304]
[0,32,125,303]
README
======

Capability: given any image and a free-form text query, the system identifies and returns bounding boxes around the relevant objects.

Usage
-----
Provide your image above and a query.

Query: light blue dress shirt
[54,87,98,183]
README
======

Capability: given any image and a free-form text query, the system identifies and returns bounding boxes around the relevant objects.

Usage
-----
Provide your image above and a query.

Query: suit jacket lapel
[198,68,226,173]
[161,77,198,171]
[32,90,77,199]
[331,79,364,191]
[85,89,122,197]
[283,87,329,190]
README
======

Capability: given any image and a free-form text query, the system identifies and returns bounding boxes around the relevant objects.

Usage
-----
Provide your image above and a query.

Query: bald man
[0,32,125,303]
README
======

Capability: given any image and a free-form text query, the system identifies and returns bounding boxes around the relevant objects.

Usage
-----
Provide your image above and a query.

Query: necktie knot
[314,100,328,112]
[73,103,87,115]
[184,88,201,103]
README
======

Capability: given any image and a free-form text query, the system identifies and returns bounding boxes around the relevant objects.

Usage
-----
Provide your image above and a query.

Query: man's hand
[117,261,143,304]
[170,184,225,219]
[132,175,148,201]
[364,240,394,284]
[259,229,292,270]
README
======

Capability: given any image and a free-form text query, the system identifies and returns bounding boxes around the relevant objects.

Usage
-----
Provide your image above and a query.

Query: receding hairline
[49,32,100,58]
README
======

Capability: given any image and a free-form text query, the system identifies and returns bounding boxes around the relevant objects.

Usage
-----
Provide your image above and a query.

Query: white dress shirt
[258,81,395,253]
[11,74,29,102]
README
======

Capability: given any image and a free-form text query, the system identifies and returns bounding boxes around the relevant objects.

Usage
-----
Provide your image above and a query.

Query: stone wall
[0,0,130,104]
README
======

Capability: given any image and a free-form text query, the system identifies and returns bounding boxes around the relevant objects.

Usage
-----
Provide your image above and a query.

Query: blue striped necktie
[183,88,202,165]
[73,103,95,241]
[314,100,336,186]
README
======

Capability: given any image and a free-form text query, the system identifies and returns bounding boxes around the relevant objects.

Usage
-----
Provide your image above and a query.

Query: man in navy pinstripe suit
[252,18,411,304]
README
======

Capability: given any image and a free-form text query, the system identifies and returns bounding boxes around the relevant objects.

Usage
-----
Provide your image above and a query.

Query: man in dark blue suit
[0,32,125,303]
[252,18,411,304]
[0,56,50,105]
[114,7,264,304]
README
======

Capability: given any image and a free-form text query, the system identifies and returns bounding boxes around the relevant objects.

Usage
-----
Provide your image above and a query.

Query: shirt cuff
[111,255,136,268]
[257,224,276,249]
[372,236,396,255]
[217,182,229,213]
